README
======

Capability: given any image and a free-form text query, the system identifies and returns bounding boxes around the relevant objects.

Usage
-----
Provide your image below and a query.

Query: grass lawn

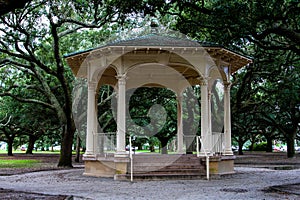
[0,159,40,168]
[0,150,81,154]
[135,149,160,153]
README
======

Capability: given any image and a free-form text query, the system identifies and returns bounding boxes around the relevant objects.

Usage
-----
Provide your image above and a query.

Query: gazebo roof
[65,33,252,77]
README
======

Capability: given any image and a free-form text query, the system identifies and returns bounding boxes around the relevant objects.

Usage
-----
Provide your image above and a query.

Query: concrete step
[131,162,202,167]
[115,173,209,181]
[125,154,207,180]
[131,154,201,162]
[132,168,204,175]
[130,164,204,172]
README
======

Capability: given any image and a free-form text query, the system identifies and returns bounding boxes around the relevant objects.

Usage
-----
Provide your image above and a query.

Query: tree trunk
[137,143,143,150]
[286,133,295,158]
[26,135,36,154]
[266,137,273,152]
[238,142,244,155]
[249,141,254,151]
[7,138,13,156]
[75,134,81,163]
[160,139,168,154]
[161,145,168,154]
[185,136,194,154]
[149,145,155,152]
[238,137,244,155]
[58,120,76,167]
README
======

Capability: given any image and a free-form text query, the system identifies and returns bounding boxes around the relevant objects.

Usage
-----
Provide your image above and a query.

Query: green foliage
[167,0,299,54]
[1,0,299,159]
[98,85,117,133]
[252,142,268,151]
[0,0,153,165]
[128,87,177,149]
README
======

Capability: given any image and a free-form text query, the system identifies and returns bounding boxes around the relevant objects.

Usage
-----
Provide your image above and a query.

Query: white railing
[196,136,210,180]
[212,132,225,155]
[93,132,116,157]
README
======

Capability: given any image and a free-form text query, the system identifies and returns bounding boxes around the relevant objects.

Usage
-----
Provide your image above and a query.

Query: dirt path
[0,152,299,200]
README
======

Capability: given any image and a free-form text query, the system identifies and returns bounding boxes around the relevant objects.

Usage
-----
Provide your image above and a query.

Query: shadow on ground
[264,183,300,196]
[0,188,68,200]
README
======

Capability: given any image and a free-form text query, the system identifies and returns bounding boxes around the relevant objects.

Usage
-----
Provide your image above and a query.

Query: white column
[200,79,211,154]
[177,94,184,154]
[85,81,96,155]
[94,95,100,154]
[116,74,126,154]
[208,90,213,152]
[224,83,233,155]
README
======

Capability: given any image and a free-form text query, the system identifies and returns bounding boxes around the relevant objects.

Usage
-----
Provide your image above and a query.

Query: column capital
[200,81,207,86]
[116,74,127,85]
[88,81,97,89]
[200,77,211,86]
[224,82,232,89]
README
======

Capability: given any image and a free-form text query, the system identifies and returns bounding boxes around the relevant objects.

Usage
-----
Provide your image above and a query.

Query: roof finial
[150,18,159,34]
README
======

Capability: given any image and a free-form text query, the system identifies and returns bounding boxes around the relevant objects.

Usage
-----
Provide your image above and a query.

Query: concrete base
[83,154,236,180]
[83,154,130,178]
[204,155,236,175]
[83,160,116,177]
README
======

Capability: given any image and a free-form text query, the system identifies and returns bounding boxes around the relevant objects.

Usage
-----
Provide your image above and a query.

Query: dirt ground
[0,153,83,200]
[234,151,300,167]
[0,152,299,199]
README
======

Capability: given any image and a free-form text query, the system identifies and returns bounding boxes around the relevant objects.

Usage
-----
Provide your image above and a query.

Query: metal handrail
[129,135,133,182]
[196,136,210,180]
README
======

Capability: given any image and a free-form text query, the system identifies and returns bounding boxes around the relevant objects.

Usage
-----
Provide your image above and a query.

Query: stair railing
[129,135,134,182]
[196,136,210,180]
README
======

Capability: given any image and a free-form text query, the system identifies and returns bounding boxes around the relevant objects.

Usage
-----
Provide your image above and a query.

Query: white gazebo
[66,30,251,180]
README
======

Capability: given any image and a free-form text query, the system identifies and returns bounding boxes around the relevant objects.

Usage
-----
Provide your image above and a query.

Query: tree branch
[0,92,54,109]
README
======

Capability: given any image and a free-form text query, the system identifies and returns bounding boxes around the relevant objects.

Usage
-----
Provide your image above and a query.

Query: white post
[129,136,133,182]
[200,79,211,154]
[208,90,213,153]
[199,136,210,180]
[177,94,184,154]
[206,155,210,180]
[224,83,233,155]
[86,81,96,155]
[196,136,200,157]
[116,74,126,154]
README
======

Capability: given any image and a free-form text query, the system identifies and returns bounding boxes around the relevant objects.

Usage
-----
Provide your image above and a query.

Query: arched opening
[127,87,177,154]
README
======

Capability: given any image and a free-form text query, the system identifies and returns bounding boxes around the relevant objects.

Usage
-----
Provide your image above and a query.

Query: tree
[0,0,149,166]
[0,0,30,16]
[161,0,299,55]
[159,0,299,157]
[128,87,177,154]
[0,97,22,156]
[258,59,300,157]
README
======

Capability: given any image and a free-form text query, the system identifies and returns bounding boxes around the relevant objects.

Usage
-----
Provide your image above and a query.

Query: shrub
[252,142,267,151]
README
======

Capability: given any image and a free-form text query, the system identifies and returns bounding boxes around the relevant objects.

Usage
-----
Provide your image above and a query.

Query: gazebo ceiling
[65,34,252,78]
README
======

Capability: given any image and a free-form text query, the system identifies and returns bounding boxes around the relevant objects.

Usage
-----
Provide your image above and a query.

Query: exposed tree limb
[0,92,54,109]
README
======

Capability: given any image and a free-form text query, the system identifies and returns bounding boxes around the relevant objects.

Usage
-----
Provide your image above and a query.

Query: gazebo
[65,29,252,180]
